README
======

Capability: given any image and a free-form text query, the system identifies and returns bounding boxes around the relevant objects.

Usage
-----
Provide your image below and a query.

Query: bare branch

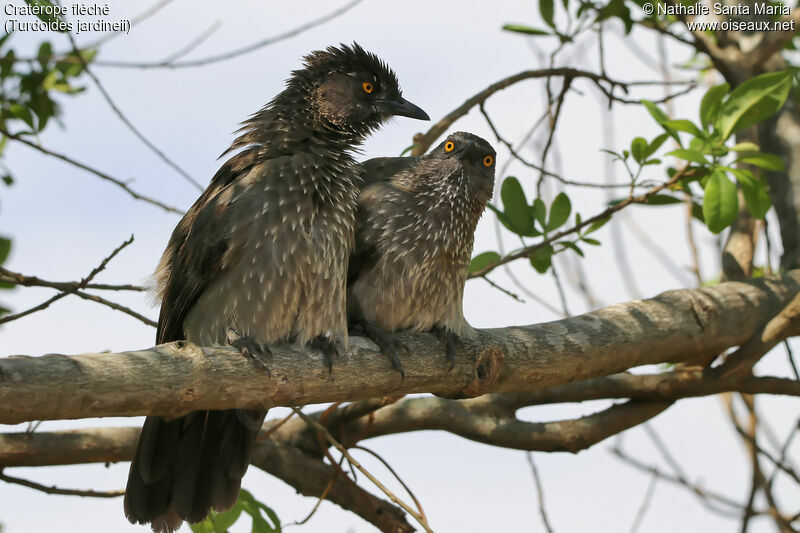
[468,166,698,279]
[0,236,135,326]
[0,468,123,498]
[94,0,366,69]
[0,266,154,326]
[0,268,144,292]
[526,453,555,533]
[0,127,183,214]
[3,272,800,423]
[62,24,203,191]
[291,407,433,533]
[719,291,800,376]
[410,67,692,156]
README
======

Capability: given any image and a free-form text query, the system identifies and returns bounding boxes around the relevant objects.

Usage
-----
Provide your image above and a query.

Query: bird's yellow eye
[362,81,373,94]
[483,155,494,167]
[445,141,455,152]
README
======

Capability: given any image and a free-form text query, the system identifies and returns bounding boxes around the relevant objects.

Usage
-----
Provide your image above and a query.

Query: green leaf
[718,71,792,141]
[502,24,550,35]
[691,202,705,223]
[189,521,214,533]
[663,119,703,137]
[583,237,601,246]
[667,148,708,165]
[562,241,584,257]
[469,251,501,274]
[532,198,547,230]
[731,169,772,218]
[540,0,555,28]
[703,170,739,233]
[631,137,647,163]
[398,144,416,156]
[645,133,670,158]
[529,245,554,273]
[699,82,730,130]
[741,178,771,218]
[1,50,15,79]
[642,100,681,144]
[500,177,533,235]
[730,141,759,152]
[37,41,53,67]
[645,194,684,205]
[8,104,34,128]
[596,0,633,32]
[547,193,571,231]
[642,99,669,122]
[739,153,785,171]
[584,216,610,235]
[0,237,11,265]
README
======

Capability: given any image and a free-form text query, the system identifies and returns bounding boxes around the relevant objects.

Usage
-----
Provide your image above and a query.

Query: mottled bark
[2,272,799,425]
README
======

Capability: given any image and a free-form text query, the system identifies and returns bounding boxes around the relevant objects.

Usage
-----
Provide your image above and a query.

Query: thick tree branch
[2,272,800,424]
[0,426,414,533]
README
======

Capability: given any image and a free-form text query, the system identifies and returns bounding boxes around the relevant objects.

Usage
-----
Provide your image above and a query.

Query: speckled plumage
[348,132,496,366]
[124,43,428,533]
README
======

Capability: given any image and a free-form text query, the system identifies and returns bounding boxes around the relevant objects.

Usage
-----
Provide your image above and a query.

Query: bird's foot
[361,321,407,379]
[309,336,340,374]
[432,327,462,371]
[231,336,272,376]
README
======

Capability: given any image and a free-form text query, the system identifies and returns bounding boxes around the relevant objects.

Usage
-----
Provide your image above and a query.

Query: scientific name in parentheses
[657,1,790,15]
[4,3,131,34]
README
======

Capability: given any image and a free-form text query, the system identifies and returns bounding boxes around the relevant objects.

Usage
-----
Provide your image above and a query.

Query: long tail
[124,409,266,533]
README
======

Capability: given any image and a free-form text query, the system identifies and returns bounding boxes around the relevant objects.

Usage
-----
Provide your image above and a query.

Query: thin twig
[288,455,343,527]
[411,67,694,156]
[0,267,144,292]
[480,275,524,303]
[83,0,177,49]
[479,104,640,189]
[526,453,555,533]
[290,407,433,533]
[550,262,571,317]
[0,468,123,498]
[352,445,428,524]
[62,21,203,191]
[611,446,744,518]
[69,290,156,327]
[0,126,183,214]
[629,473,658,533]
[155,21,222,65]
[623,214,695,287]
[469,166,696,278]
[0,236,135,325]
[786,340,800,382]
[94,0,365,69]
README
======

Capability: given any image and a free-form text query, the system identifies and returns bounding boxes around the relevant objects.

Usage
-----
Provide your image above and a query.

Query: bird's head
[429,131,496,202]
[295,43,429,136]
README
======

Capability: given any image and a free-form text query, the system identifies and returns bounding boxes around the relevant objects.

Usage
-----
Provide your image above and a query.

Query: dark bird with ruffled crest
[124,43,428,533]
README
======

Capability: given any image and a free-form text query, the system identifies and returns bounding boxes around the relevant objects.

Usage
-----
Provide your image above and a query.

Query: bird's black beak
[376,97,430,121]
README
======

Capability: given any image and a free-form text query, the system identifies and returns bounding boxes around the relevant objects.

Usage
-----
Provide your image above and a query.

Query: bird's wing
[348,156,418,284]
[156,148,260,344]
[357,156,417,187]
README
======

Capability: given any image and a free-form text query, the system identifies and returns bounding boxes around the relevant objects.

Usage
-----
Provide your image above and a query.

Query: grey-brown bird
[348,132,496,376]
[124,43,428,533]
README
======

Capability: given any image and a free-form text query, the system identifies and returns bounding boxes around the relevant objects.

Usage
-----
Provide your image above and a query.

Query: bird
[348,131,496,376]
[123,42,429,533]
